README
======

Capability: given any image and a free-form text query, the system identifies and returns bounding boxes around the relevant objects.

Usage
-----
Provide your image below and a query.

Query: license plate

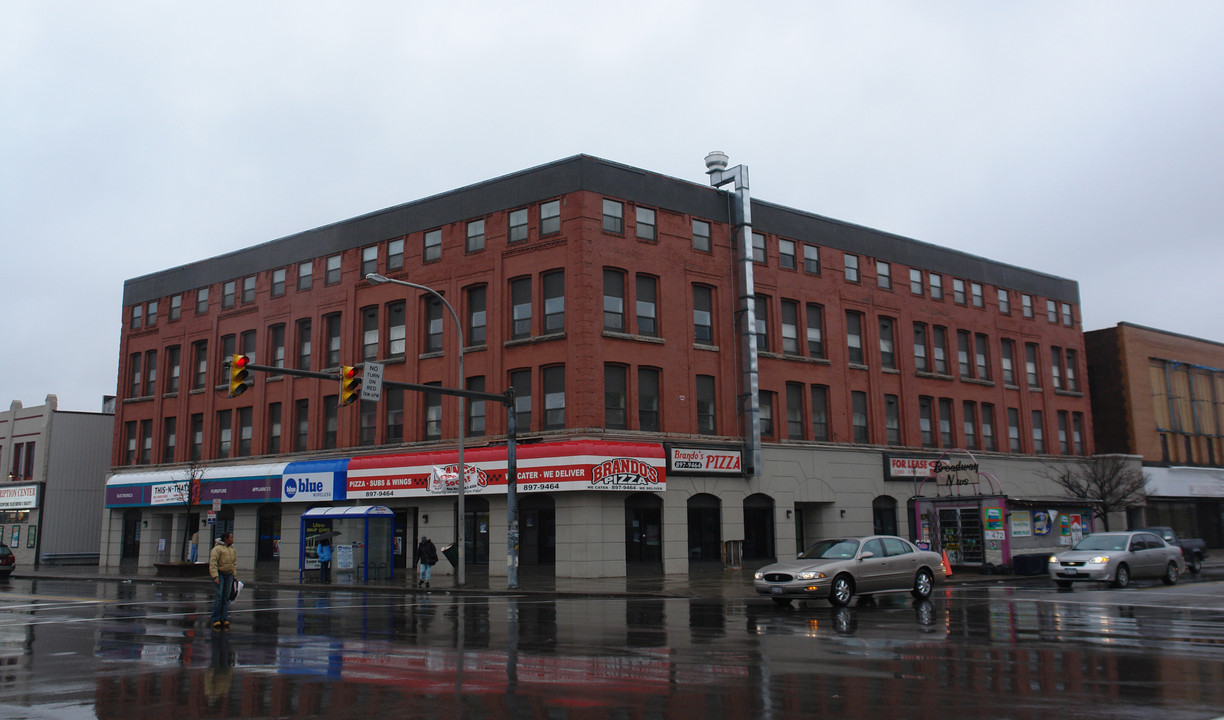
[770,586,784,595]
[1064,569,1078,576]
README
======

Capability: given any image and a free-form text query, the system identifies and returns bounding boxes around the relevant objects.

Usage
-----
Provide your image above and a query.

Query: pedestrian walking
[209,532,238,630]
[189,529,199,563]
[417,535,438,589]
[317,537,332,584]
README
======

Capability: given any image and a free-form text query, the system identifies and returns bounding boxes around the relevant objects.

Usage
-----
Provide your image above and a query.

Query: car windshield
[1072,535,1128,552]
[799,539,860,560]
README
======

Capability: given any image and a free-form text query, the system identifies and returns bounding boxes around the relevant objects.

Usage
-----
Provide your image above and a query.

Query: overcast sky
[4,2,1223,413]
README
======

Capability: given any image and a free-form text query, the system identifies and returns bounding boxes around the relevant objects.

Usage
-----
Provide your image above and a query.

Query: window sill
[848,363,869,371]
[777,354,831,366]
[505,332,567,349]
[961,377,995,388]
[915,371,955,382]
[693,343,720,352]
[1055,389,1084,398]
[602,331,664,345]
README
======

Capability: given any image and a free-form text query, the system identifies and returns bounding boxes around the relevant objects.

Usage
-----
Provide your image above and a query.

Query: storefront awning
[104,463,287,508]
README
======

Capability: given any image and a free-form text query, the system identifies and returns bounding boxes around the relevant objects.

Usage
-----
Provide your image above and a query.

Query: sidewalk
[11,559,1045,600]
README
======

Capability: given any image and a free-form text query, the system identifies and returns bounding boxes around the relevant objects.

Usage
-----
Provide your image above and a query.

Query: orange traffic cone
[941,550,954,577]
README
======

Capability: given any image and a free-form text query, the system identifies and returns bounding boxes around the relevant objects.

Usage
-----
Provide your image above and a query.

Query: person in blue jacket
[317,538,332,584]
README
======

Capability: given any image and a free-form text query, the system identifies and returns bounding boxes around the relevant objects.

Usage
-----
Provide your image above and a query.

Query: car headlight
[1048,555,1059,563]
[1090,556,1110,565]
[754,572,764,580]
[796,571,827,581]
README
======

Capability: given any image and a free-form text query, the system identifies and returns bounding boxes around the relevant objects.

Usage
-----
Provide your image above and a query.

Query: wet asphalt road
[1,574,1223,719]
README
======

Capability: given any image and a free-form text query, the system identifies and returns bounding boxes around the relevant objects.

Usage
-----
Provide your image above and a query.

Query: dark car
[0,543,14,579]
[1136,527,1207,573]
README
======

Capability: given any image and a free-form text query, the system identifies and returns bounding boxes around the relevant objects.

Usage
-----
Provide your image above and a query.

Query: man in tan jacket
[208,532,238,630]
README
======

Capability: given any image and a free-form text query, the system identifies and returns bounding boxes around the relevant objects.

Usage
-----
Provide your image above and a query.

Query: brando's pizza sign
[667,447,743,475]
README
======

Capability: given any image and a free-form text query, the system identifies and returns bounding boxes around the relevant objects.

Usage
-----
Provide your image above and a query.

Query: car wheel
[772,597,793,607]
[911,568,934,599]
[829,574,855,607]
[1056,580,1073,590]
[1162,562,1179,586]
[1188,554,1202,574]
[1112,563,1131,589]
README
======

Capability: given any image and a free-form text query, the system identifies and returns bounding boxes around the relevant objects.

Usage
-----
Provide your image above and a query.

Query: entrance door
[743,494,776,561]
[460,496,490,565]
[686,494,721,562]
[121,510,141,563]
[519,495,556,566]
[256,505,281,563]
[625,494,663,565]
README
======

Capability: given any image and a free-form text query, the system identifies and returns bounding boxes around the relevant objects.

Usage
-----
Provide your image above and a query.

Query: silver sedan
[1048,530,1185,589]
[753,536,946,607]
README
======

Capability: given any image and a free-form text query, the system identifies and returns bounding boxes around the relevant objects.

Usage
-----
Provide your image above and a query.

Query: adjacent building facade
[103,155,1097,578]
[1085,323,1224,547]
[0,395,113,565]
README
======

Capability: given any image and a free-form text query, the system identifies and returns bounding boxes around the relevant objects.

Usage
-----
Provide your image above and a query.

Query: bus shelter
[298,505,395,584]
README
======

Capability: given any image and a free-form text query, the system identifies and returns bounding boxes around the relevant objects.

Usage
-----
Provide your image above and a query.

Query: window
[1008,408,1022,452]
[466,286,486,346]
[997,288,1010,314]
[939,398,954,447]
[509,208,529,243]
[601,199,622,234]
[879,317,895,369]
[146,301,158,326]
[953,278,966,304]
[693,219,711,252]
[1065,349,1079,392]
[269,324,285,373]
[605,365,627,429]
[237,407,253,457]
[143,350,157,396]
[751,232,766,264]
[603,269,624,331]
[196,287,209,315]
[1031,410,1045,453]
[913,323,929,372]
[1000,339,1016,385]
[298,260,313,291]
[272,268,286,297]
[1058,411,1070,454]
[852,391,869,443]
[919,397,934,447]
[424,229,442,263]
[759,390,774,438]
[222,281,236,309]
[267,403,281,454]
[1050,346,1064,390]
[1062,302,1074,327]
[639,368,660,431]
[323,396,338,449]
[1047,299,1058,323]
[467,377,486,437]
[877,261,891,289]
[165,346,180,394]
[694,285,714,344]
[362,307,379,361]
[388,301,406,356]
[217,409,232,458]
[386,391,403,443]
[128,353,142,398]
[754,296,769,352]
[975,333,990,380]
[388,238,404,271]
[804,244,820,274]
[910,268,923,295]
[846,311,864,365]
[140,419,153,464]
[781,301,800,355]
[296,319,312,370]
[361,246,378,277]
[811,385,829,441]
[543,270,565,333]
[806,304,825,358]
[929,273,943,300]
[1021,294,1033,318]
[844,254,860,282]
[466,220,485,252]
[636,207,656,241]
[359,401,377,447]
[636,275,658,337]
[543,365,565,429]
[425,384,442,439]
[190,413,204,461]
[294,399,309,452]
[242,276,255,304]
[963,402,978,450]
[511,277,532,339]
[325,254,341,285]
[982,404,996,451]
[779,239,796,270]
[885,395,900,445]
[786,382,804,440]
[130,305,142,330]
[426,297,443,352]
[122,424,136,464]
[510,369,532,429]
[542,200,561,235]
[162,417,177,463]
[169,294,181,321]
[1072,412,1085,454]
[192,341,208,391]
[971,282,984,308]
[1025,343,1040,388]
[325,313,341,367]
[696,375,716,435]
[932,326,948,374]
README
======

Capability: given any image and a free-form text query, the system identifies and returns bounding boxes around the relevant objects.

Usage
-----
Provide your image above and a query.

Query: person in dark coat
[417,536,439,589]
[317,538,332,584]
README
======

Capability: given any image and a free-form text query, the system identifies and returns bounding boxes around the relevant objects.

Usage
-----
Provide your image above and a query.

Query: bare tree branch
[1040,455,1146,531]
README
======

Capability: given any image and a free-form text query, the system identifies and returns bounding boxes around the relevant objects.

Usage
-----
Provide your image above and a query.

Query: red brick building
[102,155,1096,578]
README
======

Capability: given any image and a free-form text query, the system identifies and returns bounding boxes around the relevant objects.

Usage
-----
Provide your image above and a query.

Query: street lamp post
[366,273,467,586]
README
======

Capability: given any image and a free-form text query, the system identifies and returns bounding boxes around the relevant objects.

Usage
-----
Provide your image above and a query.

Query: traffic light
[228,354,250,398]
[339,365,361,406]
